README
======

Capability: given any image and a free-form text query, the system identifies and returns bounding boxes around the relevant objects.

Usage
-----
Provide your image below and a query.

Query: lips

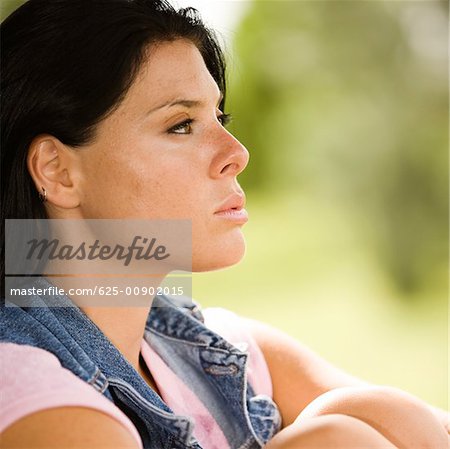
[214,192,248,224]
[214,192,246,214]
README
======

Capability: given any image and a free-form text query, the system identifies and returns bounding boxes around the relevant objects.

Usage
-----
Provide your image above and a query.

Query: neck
[51,275,165,372]
[80,304,152,371]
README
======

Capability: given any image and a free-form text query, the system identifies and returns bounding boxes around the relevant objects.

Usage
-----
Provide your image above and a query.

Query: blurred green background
[2,0,448,409]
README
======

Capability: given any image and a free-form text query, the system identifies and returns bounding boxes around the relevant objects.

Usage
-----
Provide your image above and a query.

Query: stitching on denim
[147,327,209,347]
[237,437,258,449]
[239,349,266,449]
[147,328,243,357]
[108,379,196,447]
[98,380,108,393]
[95,377,108,393]
[22,301,99,383]
[203,363,239,375]
[88,368,101,384]
[88,368,109,393]
[248,394,282,441]
[109,378,183,419]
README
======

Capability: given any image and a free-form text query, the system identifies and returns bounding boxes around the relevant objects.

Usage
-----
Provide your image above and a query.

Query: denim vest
[1,277,281,449]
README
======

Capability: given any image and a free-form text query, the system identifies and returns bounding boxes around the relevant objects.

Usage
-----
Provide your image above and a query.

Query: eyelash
[168,113,232,134]
[218,113,232,127]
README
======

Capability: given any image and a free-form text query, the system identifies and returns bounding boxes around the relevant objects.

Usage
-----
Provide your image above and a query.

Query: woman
[0,1,448,448]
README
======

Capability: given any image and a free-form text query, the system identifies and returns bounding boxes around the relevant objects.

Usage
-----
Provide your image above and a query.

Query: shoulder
[1,406,141,449]
[0,300,64,350]
[241,318,369,426]
[0,343,142,448]
[202,307,257,349]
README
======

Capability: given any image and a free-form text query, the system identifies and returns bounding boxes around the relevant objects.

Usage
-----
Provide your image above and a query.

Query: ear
[27,135,81,209]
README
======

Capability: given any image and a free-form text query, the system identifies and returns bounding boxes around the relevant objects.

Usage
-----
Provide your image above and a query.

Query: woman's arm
[244,317,369,426]
[1,407,141,449]
[246,318,449,448]
[245,317,449,438]
[295,385,449,448]
[430,405,450,434]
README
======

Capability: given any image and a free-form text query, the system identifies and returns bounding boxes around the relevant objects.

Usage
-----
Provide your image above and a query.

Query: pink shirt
[0,308,272,449]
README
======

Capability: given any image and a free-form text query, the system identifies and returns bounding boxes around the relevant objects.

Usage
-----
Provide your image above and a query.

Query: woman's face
[75,39,249,271]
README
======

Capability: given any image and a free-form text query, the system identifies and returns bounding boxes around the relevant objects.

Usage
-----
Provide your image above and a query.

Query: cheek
[131,159,201,217]
[81,146,201,219]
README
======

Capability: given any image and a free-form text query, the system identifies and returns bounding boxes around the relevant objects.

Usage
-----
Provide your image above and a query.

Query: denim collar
[148,295,244,353]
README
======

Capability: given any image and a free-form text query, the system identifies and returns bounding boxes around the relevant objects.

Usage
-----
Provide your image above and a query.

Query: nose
[209,129,249,179]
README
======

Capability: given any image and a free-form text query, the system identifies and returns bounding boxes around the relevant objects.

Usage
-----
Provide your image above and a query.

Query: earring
[38,186,47,203]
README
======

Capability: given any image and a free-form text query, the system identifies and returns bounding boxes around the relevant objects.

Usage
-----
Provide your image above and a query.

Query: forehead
[124,39,221,111]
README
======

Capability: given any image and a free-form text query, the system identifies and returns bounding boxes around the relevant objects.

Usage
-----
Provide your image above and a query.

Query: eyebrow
[146,92,224,116]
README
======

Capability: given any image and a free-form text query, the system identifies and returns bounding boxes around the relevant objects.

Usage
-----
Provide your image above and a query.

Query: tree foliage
[227,0,448,296]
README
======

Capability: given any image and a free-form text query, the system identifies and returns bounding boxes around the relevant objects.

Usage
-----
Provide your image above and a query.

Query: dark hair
[0,0,226,292]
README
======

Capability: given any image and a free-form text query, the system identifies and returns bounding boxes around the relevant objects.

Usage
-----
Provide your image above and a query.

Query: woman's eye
[168,119,193,134]
[168,114,231,135]
[218,113,232,127]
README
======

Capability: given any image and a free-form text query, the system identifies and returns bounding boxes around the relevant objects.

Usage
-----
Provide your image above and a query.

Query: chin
[192,235,246,272]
